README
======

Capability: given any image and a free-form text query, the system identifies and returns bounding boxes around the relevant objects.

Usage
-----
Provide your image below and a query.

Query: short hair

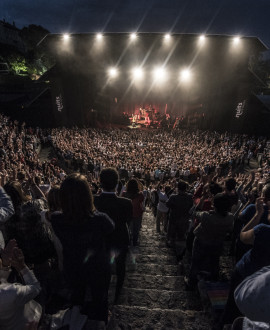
[213,193,231,216]
[225,178,236,192]
[178,180,188,192]
[209,182,223,196]
[60,173,95,222]
[100,168,119,191]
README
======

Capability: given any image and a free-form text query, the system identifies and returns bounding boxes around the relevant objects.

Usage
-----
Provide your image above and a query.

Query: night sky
[1,0,270,50]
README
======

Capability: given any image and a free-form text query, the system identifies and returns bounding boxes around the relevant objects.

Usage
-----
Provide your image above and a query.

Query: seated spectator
[50,173,115,323]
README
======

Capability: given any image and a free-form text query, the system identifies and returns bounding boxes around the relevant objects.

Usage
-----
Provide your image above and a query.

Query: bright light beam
[199,35,205,44]
[63,34,70,40]
[180,69,191,82]
[108,68,118,78]
[132,67,144,80]
[96,33,103,40]
[233,36,240,45]
[130,33,137,40]
[153,67,167,82]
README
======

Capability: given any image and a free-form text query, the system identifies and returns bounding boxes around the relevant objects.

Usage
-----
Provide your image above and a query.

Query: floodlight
[153,67,167,81]
[132,67,144,80]
[199,35,205,43]
[165,34,171,40]
[63,34,70,40]
[130,33,137,40]
[96,33,103,40]
[233,37,240,45]
[108,68,118,78]
[180,69,191,82]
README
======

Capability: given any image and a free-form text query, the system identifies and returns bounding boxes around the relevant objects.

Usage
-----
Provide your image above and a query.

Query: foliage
[8,54,28,75]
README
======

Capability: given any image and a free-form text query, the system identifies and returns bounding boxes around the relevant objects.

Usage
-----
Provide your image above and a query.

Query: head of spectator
[4,181,31,213]
[225,177,237,193]
[100,168,118,192]
[126,179,139,198]
[60,173,95,222]
[209,182,223,196]
[17,171,26,183]
[213,193,231,216]
[178,180,189,193]
[47,185,61,213]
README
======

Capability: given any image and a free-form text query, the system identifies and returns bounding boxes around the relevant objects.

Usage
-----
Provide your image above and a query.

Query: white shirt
[0,267,41,330]
[157,191,169,213]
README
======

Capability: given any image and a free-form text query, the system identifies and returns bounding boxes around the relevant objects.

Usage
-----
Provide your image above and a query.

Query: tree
[8,54,28,75]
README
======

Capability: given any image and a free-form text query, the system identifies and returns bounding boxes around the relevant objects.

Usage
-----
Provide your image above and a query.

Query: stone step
[127,253,177,265]
[125,263,180,276]
[129,246,175,256]
[137,240,168,248]
[108,305,210,330]
[116,288,202,311]
[123,274,185,291]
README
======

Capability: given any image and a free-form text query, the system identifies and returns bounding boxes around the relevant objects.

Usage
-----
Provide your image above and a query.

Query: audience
[0,112,269,329]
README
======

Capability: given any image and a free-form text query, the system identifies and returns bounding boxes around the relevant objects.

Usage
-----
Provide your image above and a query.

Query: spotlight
[108,68,118,78]
[153,67,167,82]
[233,36,240,45]
[130,33,137,40]
[199,35,205,43]
[63,34,70,40]
[96,33,103,40]
[180,69,191,82]
[132,67,144,80]
[164,34,171,40]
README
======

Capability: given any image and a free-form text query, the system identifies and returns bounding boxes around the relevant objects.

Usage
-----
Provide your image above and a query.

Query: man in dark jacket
[166,180,193,249]
[94,168,133,303]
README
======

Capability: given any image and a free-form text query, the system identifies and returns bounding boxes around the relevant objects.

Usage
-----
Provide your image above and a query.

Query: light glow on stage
[165,34,171,40]
[130,33,137,40]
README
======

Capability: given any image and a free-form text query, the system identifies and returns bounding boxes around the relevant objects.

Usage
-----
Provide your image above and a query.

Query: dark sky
[1,0,270,50]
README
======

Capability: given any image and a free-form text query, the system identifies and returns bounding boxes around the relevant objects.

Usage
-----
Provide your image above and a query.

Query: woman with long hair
[50,173,114,323]
[123,178,144,246]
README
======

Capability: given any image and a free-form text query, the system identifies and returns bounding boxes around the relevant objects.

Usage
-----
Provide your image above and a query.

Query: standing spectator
[51,173,114,323]
[166,180,193,249]
[185,193,234,288]
[94,168,133,303]
[123,179,144,246]
[156,185,171,233]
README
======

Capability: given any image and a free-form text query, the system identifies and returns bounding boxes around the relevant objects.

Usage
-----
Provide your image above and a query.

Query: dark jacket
[51,211,114,288]
[94,193,132,248]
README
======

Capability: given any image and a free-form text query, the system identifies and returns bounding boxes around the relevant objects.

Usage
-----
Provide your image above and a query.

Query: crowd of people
[0,113,270,329]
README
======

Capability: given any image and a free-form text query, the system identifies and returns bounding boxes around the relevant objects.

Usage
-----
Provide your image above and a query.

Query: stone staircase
[108,209,212,330]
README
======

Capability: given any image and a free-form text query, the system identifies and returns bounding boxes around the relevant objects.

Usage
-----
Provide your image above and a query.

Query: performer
[144,111,150,126]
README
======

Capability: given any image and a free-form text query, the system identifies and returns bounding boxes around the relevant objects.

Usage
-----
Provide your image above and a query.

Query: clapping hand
[11,247,26,272]
[1,239,17,267]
